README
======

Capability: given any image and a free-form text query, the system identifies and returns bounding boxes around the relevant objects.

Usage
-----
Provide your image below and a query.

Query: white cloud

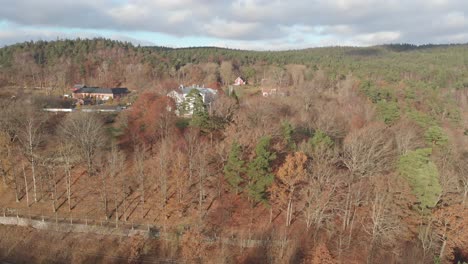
[1,0,468,49]
[203,19,261,39]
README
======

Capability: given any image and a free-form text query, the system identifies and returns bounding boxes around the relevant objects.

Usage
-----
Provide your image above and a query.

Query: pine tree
[247,136,276,203]
[309,130,333,150]
[186,89,210,130]
[281,121,296,150]
[223,141,245,194]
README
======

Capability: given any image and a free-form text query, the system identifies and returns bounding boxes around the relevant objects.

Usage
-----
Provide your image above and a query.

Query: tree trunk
[66,167,71,211]
[86,155,93,177]
[51,179,57,213]
[30,149,37,203]
[462,186,467,208]
[100,173,108,220]
[13,166,20,203]
[122,177,128,221]
[22,163,29,207]
[0,162,6,185]
[439,238,447,261]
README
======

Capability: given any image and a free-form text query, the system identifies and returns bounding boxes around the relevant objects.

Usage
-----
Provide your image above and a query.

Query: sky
[0,0,467,50]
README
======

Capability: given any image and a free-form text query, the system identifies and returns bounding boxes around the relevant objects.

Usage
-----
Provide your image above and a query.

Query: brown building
[72,86,129,100]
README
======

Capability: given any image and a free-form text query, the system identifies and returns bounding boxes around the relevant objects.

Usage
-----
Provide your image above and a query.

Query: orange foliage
[310,243,336,264]
[433,204,468,262]
[274,152,308,226]
[125,92,176,147]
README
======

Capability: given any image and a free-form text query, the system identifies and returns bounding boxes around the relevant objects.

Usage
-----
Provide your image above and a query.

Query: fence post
[131,222,134,230]
[3,208,5,217]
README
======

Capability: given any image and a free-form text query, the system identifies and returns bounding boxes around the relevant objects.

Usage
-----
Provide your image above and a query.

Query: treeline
[0,39,468,92]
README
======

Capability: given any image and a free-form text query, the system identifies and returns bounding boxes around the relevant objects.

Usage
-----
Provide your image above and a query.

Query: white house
[167,85,218,116]
[233,77,246,86]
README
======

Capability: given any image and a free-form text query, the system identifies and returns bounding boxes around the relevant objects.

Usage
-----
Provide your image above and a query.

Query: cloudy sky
[0,0,467,50]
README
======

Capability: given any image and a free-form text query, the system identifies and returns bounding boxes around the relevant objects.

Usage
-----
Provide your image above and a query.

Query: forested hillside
[0,38,467,91]
[0,39,467,264]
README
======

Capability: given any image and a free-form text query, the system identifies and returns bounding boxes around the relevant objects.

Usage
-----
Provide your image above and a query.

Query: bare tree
[418,218,436,263]
[108,143,125,224]
[363,178,399,263]
[271,66,287,88]
[457,152,468,207]
[185,128,199,183]
[172,147,187,205]
[42,157,59,213]
[342,124,396,178]
[158,138,171,209]
[121,167,129,222]
[134,144,147,206]
[22,161,29,207]
[96,155,109,220]
[434,146,459,203]
[59,142,74,211]
[60,112,106,176]
[220,61,234,86]
[196,142,210,221]
[15,107,45,203]
[302,146,339,233]
[392,120,424,155]
[341,124,397,246]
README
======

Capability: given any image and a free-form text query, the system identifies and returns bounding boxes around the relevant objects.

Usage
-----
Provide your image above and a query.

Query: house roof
[74,84,87,89]
[177,85,217,96]
[74,87,129,95]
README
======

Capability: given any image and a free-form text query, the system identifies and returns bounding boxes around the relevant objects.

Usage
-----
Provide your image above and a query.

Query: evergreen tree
[247,136,276,203]
[309,130,334,150]
[376,100,400,124]
[223,141,245,194]
[281,121,296,150]
[424,126,448,146]
[184,89,210,129]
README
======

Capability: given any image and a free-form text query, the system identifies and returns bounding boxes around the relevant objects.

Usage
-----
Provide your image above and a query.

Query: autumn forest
[0,39,467,264]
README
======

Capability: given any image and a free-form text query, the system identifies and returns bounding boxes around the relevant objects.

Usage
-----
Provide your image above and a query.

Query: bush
[398,148,441,210]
